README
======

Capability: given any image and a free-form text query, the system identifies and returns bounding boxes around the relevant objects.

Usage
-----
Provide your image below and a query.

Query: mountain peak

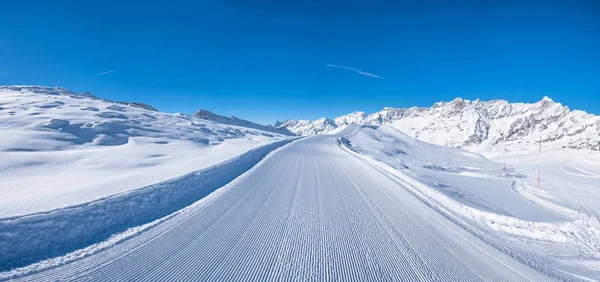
[539,96,557,105]
[315,117,335,124]
[194,109,218,119]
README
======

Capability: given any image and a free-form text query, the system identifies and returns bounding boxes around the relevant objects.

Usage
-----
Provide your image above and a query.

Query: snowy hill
[0,85,291,217]
[276,97,600,157]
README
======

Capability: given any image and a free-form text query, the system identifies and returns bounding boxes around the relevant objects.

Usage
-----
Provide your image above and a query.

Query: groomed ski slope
[7,127,555,281]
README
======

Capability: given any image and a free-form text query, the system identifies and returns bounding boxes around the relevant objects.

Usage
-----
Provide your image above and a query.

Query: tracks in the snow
[5,135,555,281]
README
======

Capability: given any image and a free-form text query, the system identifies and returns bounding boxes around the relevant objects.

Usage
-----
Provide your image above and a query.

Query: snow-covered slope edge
[278,97,600,158]
[338,125,600,281]
[0,86,292,217]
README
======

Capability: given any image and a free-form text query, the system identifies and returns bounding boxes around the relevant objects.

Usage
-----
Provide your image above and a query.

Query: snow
[2,127,555,281]
[499,149,600,219]
[276,117,337,136]
[1,86,598,281]
[0,139,294,272]
[340,125,564,222]
[341,125,600,281]
[194,109,293,136]
[0,86,291,217]
[276,96,600,158]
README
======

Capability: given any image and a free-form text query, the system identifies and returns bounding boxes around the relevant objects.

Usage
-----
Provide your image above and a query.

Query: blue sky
[1,1,598,124]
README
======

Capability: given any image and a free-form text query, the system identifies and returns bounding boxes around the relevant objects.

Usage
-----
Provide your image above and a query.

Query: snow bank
[0,138,295,272]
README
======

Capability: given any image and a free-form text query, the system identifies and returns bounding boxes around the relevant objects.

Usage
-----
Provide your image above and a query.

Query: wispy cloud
[0,71,10,76]
[226,110,242,114]
[96,70,115,76]
[325,64,384,79]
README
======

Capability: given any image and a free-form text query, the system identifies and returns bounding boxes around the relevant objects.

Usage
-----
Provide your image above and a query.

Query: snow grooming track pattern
[6,134,556,281]
[0,138,295,273]
[328,146,530,282]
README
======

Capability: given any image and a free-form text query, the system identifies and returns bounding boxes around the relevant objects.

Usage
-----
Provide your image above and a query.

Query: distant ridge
[195,109,294,136]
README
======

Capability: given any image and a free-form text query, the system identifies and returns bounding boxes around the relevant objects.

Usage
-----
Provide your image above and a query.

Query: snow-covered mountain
[274,117,337,136]
[276,97,600,157]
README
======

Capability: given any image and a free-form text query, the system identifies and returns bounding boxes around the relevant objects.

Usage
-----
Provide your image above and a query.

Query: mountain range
[275,97,600,157]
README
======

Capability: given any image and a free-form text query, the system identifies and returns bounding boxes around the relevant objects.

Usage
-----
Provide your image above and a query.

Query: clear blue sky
[1,1,598,124]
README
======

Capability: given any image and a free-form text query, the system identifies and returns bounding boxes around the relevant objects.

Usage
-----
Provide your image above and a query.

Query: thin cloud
[96,70,115,76]
[325,64,384,79]
[226,110,242,114]
[0,71,10,76]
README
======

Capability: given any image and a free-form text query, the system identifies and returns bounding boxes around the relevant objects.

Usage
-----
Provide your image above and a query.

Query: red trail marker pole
[537,170,540,189]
